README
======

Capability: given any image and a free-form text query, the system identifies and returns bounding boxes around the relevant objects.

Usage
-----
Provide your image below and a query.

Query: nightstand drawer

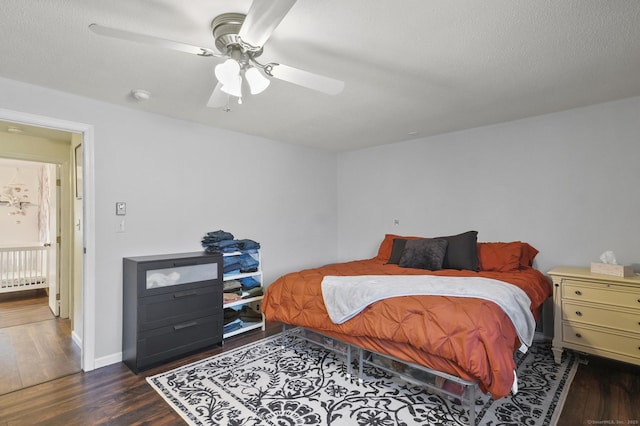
[562,280,640,309]
[562,323,640,360]
[563,301,640,333]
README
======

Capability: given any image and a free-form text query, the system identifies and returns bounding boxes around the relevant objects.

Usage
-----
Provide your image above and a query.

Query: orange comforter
[262,258,551,398]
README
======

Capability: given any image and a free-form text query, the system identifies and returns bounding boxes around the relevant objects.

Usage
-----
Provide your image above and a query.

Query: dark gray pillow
[398,238,448,270]
[386,238,408,264]
[435,230,479,271]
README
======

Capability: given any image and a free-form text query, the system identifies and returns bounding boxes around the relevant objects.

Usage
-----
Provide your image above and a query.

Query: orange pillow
[519,242,539,268]
[477,242,522,272]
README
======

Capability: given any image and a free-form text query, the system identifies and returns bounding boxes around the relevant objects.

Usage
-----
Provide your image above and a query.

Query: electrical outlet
[116,202,126,216]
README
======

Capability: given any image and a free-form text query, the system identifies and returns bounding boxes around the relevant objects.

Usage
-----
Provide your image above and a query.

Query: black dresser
[122,252,223,373]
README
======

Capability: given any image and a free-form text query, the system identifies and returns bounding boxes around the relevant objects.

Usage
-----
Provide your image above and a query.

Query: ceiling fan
[89,0,344,109]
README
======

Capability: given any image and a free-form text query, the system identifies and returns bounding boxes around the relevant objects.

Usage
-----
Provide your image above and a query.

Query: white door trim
[0,108,96,372]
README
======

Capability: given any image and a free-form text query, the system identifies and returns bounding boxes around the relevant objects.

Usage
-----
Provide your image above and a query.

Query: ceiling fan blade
[89,23,219,57]
[238,0,297,48]
[269,64,344,95]
[207,82,228,107]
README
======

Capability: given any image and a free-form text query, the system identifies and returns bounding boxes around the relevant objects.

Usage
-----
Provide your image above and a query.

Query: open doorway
[0,124,83,394]
[0,160,58,311]
[0,110,95,374]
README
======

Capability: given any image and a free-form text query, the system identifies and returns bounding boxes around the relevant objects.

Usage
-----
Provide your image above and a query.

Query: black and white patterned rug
[147,332,577,425]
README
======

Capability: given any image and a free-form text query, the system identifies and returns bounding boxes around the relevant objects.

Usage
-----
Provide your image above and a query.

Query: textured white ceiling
[1,0,639,151]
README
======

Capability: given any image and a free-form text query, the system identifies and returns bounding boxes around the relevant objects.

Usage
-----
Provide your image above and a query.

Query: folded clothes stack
[222,278,261,294]
[223,306,263,333]
[202,230,234,244]
[201,229,261,254]
[223,253,259,275]
[239,276,260,289]
[223,282,264,302]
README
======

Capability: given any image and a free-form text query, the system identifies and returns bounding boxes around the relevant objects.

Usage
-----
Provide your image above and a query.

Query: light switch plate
[116,202,126,216]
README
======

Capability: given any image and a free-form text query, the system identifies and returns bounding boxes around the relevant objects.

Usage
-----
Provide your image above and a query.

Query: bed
[262,231,552,402]
[0,245,49,293]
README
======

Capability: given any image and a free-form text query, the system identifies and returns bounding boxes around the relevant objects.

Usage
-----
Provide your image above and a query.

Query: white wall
[0,76,338,362]
[4,73,638,365]
[337,96,640,275]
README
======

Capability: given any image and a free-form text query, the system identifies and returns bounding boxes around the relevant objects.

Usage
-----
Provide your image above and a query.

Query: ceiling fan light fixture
[89,2,346,112]
[245,66,270,95]
[220,75,243,98]
[215,58,240,86]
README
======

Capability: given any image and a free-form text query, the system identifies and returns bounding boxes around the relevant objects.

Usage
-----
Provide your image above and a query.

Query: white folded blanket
[321,274,535,353]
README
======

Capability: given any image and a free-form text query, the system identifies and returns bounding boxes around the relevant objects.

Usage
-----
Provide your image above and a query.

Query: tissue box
[590,262,634,278]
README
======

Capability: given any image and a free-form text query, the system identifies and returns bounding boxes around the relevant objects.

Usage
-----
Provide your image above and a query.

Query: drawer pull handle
[173,261,198,267]
[575,290,582,296]
[174,291,198,299]
[575,333,582,338]
[174,321,198,331]
[575,311,583,316]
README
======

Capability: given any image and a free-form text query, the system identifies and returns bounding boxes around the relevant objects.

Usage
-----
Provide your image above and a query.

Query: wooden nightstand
[548,266,640,366]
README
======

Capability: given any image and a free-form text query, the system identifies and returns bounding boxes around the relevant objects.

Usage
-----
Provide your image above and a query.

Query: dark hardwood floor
[0,319,637,425]
[0,290,81,396]
[558,355,640,425]
[0,322,283,426]
[0,289,54,329]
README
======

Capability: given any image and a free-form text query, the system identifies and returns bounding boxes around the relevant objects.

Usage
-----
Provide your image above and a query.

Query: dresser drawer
[137,314,223,370]
[138,284,222,331]
[562,323,640,361]
[563,301,640,334]
[562,280,640,309]
[144,261,219,292]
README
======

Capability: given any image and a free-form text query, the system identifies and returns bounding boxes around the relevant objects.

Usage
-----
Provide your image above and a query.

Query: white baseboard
[94,352,123,369]
[72,329,121,370]
[71,330,82,348]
